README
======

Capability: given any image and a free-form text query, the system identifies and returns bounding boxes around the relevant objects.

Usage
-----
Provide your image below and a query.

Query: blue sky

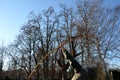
[0,0,75,46]
[0,0,120,46]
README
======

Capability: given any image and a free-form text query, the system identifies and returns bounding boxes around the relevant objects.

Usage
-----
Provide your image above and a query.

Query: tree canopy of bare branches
[4,0,120,80]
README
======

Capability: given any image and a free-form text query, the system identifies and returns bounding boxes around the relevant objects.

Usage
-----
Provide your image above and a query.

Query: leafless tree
[0,44,6,79]
[4,1,120,80]
[76,0,120,80]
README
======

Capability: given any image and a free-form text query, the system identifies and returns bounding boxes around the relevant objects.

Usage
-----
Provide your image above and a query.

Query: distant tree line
[0,0,120,80]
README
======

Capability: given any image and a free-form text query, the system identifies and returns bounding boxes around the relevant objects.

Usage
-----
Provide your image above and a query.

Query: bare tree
[76,0,120,80]
[0,44,6,79]
[25,7,58,79]
[4,1,120,80]
[6,22,41,80]
[57,5,78,79]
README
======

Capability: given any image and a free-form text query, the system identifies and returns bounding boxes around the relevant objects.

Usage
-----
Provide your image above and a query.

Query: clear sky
[0,0,120,46]
[0,0,76,46]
